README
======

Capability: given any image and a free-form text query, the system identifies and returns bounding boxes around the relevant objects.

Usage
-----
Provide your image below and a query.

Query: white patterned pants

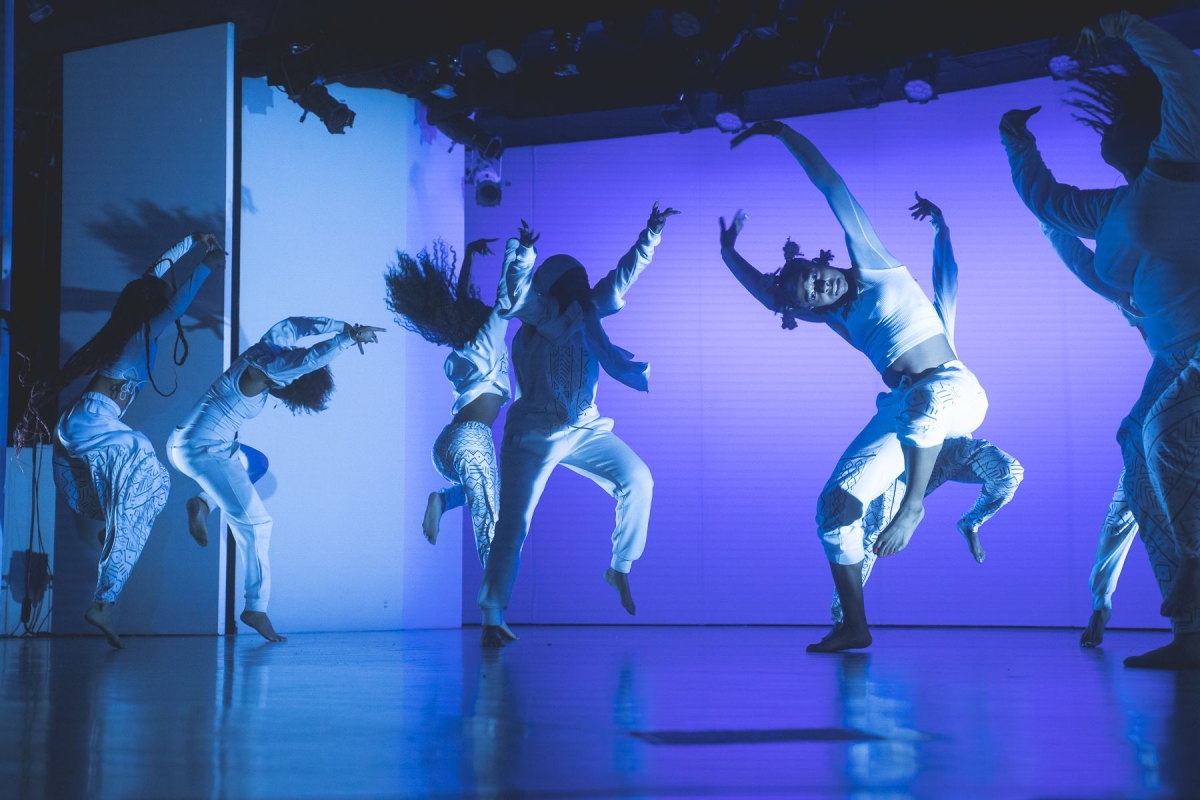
[54,393,170,604]
[433,421,500,567]
[168,433,273,612]
[817,361,988,565]
[831,436,1023,622]
[478,416,652,626]
[1089,471,1140,612]
[1118,344,1200,633]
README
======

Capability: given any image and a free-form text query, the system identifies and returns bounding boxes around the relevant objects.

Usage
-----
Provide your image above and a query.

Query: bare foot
[422,491,444,545]
[957,519,986,563]
[1160,556,1200,617]
[186,496,210,547]
[481,622,518,648]
[874,504,925,558]
[807,623,872,653]
[1080,607,1111,648]
[240,610,287,642]
[605,568,636,616]
[821,622,843,642]
[1124,633,1200,670]
[84,602,123,649]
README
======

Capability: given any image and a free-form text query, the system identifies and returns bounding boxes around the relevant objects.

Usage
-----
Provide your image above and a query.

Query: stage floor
[1,625,1196,799]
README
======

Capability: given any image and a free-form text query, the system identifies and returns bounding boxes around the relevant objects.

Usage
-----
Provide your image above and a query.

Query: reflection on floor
[1,626,1197,799]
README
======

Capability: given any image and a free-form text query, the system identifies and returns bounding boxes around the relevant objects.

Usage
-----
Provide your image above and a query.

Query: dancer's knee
[820,525,865,565]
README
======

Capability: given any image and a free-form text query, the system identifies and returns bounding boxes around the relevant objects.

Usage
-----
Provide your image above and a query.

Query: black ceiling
[14,0,1200,147]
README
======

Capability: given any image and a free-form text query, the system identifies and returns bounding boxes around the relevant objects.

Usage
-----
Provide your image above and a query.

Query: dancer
[167,316,384,642]
[477,205,677,648]
[1001,11,1200,668]
[182,443,270,547]
[1039,224,1146,648]
[15,232,222,648]
[384,237,508,567]
[724,123,989,652]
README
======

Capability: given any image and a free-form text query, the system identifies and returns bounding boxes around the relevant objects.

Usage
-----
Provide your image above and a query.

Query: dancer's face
[796,264,848,309]
[549,266,592,312]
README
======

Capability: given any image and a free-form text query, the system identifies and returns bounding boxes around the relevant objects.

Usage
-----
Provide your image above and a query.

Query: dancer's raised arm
[593,202,675,317]
[1040,223,1140,320]
[146,234,223,338]
[495,221,557,325]
[910,193,958,347]
[457,237,498,301]
[254,316,381,384]
[718,210,776,310]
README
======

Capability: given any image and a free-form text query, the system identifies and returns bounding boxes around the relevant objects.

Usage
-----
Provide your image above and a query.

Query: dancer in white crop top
[723,123,988,652]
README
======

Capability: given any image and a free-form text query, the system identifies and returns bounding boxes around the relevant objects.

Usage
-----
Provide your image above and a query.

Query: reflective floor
[1,626,1197,799]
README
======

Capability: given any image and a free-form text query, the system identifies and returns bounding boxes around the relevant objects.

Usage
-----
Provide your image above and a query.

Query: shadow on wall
[77,200,226,339]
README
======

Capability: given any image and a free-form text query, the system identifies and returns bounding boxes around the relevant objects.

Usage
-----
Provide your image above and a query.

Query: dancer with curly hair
[385,238,508,568]
[723,122,989,652]
[167,317,384,642]
[478,205,678,648]
[1001,12,1200,668]
[15,232,222,648]
[826,194,1024,629]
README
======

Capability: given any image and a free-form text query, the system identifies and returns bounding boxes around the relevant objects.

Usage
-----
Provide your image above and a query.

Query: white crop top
[443,301,511,416]
[827,265,948,374]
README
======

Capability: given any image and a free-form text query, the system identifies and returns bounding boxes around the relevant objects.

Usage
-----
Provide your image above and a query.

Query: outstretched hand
[647,201,681,234]
[999,106,1040,144]
[348,324,386,354]
[729,120,784,149]
[517,220,540,249]
[909,192,943,222]
[465,238,498,257]
[719,210,747,250]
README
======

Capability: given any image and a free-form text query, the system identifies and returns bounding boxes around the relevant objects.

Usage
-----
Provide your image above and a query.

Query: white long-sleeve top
[97,235,210,401]
[499,228,659,429]
[443,277,511,415]
[1041,224,1146,330]
[1003,12,1200,356]
[174,317,354,445]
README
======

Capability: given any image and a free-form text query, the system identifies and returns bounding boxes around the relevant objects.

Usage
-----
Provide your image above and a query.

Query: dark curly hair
[268,364,335,414]
[1066,40,1162,139]
[16,274,177,450]
[767,246,846,330]
[384,240,492,351]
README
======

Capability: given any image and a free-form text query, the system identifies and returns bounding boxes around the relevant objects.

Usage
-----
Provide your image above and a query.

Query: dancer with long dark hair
[1001,11,1200,668]
[167,317,384,642]
[16,232,222,648]
[478,205,677,648]
[723,123,989,652]
[384,237,507,567]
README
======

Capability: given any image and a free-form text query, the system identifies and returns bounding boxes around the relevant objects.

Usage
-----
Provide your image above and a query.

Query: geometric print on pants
[54,439,170,604]
[831,436,1023,623]
[1118,344,1200,633]
[433,420,499,567]
[1088,470,1140,613]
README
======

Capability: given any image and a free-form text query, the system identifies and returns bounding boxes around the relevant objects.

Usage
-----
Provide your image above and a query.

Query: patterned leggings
[1118,345,1200,634]
[831,436,1024,622]
[433,421,499,567]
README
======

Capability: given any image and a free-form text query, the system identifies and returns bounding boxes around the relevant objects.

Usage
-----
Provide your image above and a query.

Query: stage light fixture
[902,54,938,103]
[26,0,52,22]
[435,112,505,161]
[295,82,355,134]
[847,73,886,109]
[668,9,703,38]
[467,150,505,207]
[1046,36,1082,80]
[662,92,701,133]
[552,31,582,77]
[486,47,518,75]
[714,93,746,133]
[429,56,462,99]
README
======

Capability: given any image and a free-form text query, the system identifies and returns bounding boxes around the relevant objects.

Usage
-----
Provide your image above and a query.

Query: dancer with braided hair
[16,232,223,648]
[723,122,988,652]
[384,237,508,568]
[1001,12,1200,668]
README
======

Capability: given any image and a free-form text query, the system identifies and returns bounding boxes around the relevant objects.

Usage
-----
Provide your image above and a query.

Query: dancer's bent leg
[431,421,500,565]
[1082,472,1138,647]
[942,437,1024,563]
[559,425,652,616]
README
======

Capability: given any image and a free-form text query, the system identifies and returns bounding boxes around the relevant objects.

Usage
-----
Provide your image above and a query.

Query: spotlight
[662,92,700,133]
[434,112,504,161]
[429,56,462,99]
[902,54,938,103]
[668,9,703,38]
[1046,36,1082,80]
[295,82,355,134]
[467,150,504,207]
[847,73,886,109]
[551,31,582,77]
[485,36,524,75]
[714,93,746,133]
[26,0,52,22]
